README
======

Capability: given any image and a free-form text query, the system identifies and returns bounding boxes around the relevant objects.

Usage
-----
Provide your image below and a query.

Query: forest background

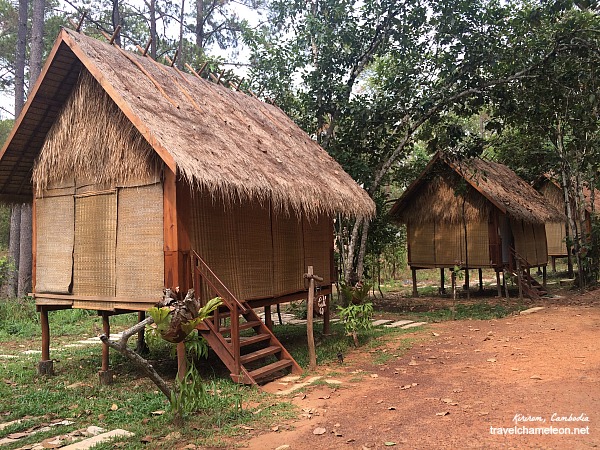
[0,0,599,295]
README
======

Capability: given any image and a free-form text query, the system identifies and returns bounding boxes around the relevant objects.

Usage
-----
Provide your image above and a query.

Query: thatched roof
[0,28,375,219]
[535,174,600,215]
[390,153,565,225]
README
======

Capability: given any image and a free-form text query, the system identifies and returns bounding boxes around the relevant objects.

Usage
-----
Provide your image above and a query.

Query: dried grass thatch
[33,70,161,193]
[392,154,565,225]
[538,180,565,213]
[397,169,490,225]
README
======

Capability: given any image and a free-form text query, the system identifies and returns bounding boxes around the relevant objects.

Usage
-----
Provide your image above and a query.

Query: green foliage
[338,302,374,346]
[338,282,372,307]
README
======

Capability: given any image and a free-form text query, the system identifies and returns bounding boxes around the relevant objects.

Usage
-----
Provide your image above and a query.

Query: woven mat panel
[190,195,241,302]
[533,223,549,265]
[303,215,332,284]
[545,222,567,256]
[408,222,436,266]
[521,223,538,264]
[511,220,526,260]
[35,195,74,294]
[434,222,463,266]
[272,211,304,296]
[116,183,164,299]
[466,221,490,267]
[234,200,274,300]
[73,192,117,297]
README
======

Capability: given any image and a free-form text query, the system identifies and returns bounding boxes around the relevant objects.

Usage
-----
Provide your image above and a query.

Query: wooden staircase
[191,251,302,385]
[508,247,549,300]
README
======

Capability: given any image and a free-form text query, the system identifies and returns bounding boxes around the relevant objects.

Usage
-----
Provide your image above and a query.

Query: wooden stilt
[503,269,510,300]
[276,303,283,325]
[305,266,319,371]
[411,268,418,297]
[136,311,149,354]
[264,305,273,331]
[98,312,114,384]
[551,256,556,273]
[543,266,547,288]
[176,341,186,381]
[439,268,446,294]
[464,269,470,290]
[478,268,484,292]
[496,270,502,297]
[38,307,54,375]
[322,294,331,335]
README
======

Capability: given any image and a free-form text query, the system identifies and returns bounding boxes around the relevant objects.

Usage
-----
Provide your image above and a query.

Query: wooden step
[238,333,271,347]
[219,320,262,335]
[240,345,282,364]
[248,359,293,381]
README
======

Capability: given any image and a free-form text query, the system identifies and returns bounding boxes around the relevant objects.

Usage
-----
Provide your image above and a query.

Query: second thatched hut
[390,153,564,297]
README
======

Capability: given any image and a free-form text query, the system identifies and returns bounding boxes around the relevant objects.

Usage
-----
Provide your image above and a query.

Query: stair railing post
[231,302,240,378]
[304,266,319,372]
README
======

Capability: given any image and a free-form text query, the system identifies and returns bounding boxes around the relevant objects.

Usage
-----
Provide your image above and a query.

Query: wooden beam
[32,196,37,293]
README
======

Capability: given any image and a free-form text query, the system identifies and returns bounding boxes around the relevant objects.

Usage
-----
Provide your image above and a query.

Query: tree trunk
[149,0,157,58]
[15,0,28,116]
[355,219,370,281]
[7,205,21,297]
[344,217,362,283]
[177,0,185,67]
[111,0,121,46]
[195,0,204,48]
[29,0,46,87]
[17,203,32,297]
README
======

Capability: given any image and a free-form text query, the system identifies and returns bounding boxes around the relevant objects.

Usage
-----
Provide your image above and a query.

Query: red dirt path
[239,289,600,450]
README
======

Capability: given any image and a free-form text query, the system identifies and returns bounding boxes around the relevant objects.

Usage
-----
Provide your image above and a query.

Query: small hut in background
[0,29,375,384]
[390,153,564,298]
[534,174,600,272]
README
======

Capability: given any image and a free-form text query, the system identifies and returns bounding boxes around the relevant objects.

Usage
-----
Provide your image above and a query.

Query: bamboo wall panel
[434,222,463,266]
[546,222,567,256]
[303,215,332,284]
[35,194,74,294]
[190,195,241,301]
[466,221,490,267]
[533,223,549,265]
[272,212,304,296]
[511,220,527,261]
[116,183,164,299]
[234,201,274,300]
[73,192,117,296]
[408,222,436,266]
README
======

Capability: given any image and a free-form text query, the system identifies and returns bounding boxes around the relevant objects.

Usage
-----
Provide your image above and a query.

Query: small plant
[337,302,374,347]
[339,281,372,307]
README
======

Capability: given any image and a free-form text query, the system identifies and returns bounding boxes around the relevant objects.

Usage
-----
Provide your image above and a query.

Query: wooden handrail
[191,250,248,314]
[508,246,531,272]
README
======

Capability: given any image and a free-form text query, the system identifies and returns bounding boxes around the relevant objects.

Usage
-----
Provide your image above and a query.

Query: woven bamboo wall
[409,221,490,267]
[116,183,164,298]
[303,215,332,285]
[73,192,117,296]
[189,193,332,301]
[546,222,567,256]
[35,186,75,294]
[533,223,549,265]
[408,223,436,266]
[512,220,548,265]
[273,212,305,295]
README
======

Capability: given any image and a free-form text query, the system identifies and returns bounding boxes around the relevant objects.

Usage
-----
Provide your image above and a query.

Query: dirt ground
[241,289,600,450]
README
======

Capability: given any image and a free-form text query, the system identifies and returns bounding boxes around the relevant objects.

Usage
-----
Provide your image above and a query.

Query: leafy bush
[338,302,374,346]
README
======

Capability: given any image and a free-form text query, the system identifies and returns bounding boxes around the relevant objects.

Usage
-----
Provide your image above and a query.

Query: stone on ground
[59,429,133,450]
[384,320,414,328]
[401,322,427,329]
[520,307,545,315]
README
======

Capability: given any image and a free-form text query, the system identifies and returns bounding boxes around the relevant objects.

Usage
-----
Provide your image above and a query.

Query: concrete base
[98,369,115,385]
[37,360,54,376]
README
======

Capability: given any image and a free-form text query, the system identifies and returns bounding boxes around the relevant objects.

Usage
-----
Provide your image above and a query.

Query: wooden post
[551,256,556,273]
[496,270,502,297]
[516,259,523,301]
[543,265,547,288]
[503,269,510,300]
[176,342,186,381]
[37,307,54,375]
[322,294,331,335]
[411,268,418,297]
[136,311,148,354]
[231,302,241,379]
[99,311,114,384]
[264,305,273,331]
[478,268,483,292]
[306,266,317,371]
[439,268,445,294]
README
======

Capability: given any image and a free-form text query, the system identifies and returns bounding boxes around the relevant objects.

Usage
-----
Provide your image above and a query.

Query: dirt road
[243,292,600,450]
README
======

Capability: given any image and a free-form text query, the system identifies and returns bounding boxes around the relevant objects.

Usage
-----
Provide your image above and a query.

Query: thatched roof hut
[0,28,374,384]
[390,153,564,276]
